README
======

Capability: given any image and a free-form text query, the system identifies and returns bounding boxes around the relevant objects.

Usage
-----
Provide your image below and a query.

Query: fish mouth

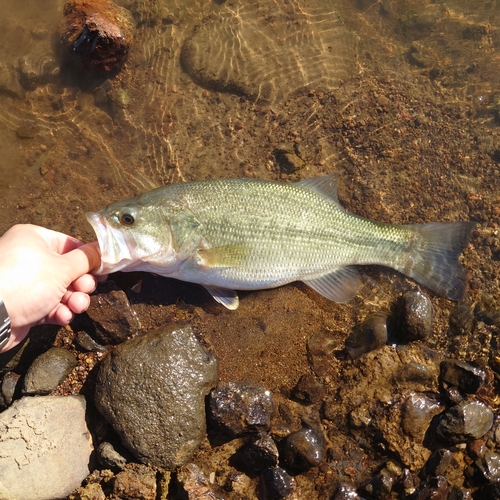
[86,212,134,275]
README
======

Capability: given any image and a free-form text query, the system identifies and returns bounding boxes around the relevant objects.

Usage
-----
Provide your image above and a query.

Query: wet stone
[239,433,279,472]
[449,302,474,337]
[397,291,433,341]
[435,400,494,445]
[85,281,140,344]
[22,346,77,395]
[94,324,218,470]
[208,381,273,437]
[344,312,388,359]
[59,0,135,75]
[281,426,325,472]
[306,330,337,376]
[417,476,448,500]
[440,359,487,394]
[292,373,326,405]
[97,441,128,472]
[402,393,443,441]
[0,372,20,408]
[76,331,107,352]
[473,450,500,483]
[260,466,296,499]
[359,464,398,499]
[422,449,452,478]
[111,463,157,500]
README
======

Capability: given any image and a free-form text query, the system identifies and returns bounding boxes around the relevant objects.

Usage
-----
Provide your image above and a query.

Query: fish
[86,174,476,310]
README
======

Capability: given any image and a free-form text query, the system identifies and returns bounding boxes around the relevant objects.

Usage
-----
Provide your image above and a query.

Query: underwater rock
[94,324,218,470]
[435,400,494,445]
[397,290,433,341]
[344,312,388,359]
[22,347,77,395]
[59,0,135,75]
[208,381,273,438]
[292,373,326,405]
[439,359,487,394]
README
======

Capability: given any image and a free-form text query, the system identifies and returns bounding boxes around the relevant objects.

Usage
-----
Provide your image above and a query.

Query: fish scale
[87,174,475,310]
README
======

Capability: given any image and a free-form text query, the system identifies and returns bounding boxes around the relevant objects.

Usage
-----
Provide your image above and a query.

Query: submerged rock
[344,312,388,359]
[260,466,296,499]
[59,0,135,75]
[435,400,494,445]
[94,324,218,470]
[0,395,92,500]
[281,426,325,472]
[397,290,433,341]
[439,359,487,394]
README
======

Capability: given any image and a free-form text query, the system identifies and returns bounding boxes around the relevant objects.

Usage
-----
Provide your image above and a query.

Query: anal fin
[303,266,361,303]
[204,285,240,310]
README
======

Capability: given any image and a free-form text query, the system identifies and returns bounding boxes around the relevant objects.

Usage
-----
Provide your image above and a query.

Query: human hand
[0,224,104,353]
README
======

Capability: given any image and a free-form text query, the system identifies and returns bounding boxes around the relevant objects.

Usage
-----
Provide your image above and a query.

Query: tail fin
[401,222,476,300]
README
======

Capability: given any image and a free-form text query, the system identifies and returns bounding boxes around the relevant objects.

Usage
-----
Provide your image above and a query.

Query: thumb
[63,241,102,281]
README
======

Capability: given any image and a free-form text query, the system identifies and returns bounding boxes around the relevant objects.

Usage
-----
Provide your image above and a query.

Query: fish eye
[119,211,135,225]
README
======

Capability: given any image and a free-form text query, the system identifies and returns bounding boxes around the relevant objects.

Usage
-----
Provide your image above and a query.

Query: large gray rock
[0,395,92,500]
[94,325,218,470]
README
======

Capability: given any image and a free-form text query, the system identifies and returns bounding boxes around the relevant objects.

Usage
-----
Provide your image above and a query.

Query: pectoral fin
[197,244,249,268]
[203,285,240,309]
[303,266,361,303]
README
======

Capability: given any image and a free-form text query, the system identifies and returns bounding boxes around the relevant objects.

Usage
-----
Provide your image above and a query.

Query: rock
[292,373,326,405]
[473,450,500,483]
[0,395,92,500]
[111,463,157,500]
[402,393,443,441]
[177,463,225,499]
[416,476,448,500]
[94,324,218,470]
[59,0,135,75]
[421,449,452,478]
[76,331,107,352]
[0,372,20,408]
[306,330,337,376]
[281,426,325,472]
[333,483,361,499]
[274,143,305,174]
[239,433,279,472]
[85,281,140,344]
[344,312,388,359]
[435,400,494,445]
[22,347,77,395]
[440,359,487,394]
[97,441,128,471]
[449,302,474,337]
[260,466,296,499]
[208,381,273,437]
[359,462,401,499]
[397,291,433,341]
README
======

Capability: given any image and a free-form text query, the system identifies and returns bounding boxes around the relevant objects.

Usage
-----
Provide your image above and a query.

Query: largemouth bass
[87,174,475,309]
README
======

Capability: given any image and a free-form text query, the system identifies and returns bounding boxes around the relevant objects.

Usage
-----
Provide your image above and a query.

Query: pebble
[85,281,140,344]
[260,466,296,499]
[333,483,360,499]
[0,395,92,500]
[0,372,20,408]
[439,359,487,394]
[473,450,500,483]
[239,432,279,472]
[94,324,218,470]
[22,346,77,395]
[416,476,448,500]
[397,291,433,341]
[448,302,474,336]
[435,400,494,444]
[208,381,273,437]
[281,426,325,472]
[359,463,399,499]
[474,294,500,326]
[292,373,326,405]
[76,331,107,353]
[344,312,388,359]
[96,441,128,472]
[306,331,337,376]
[401,393,443,441]
[274,143,305,174]
[421,449,452,478]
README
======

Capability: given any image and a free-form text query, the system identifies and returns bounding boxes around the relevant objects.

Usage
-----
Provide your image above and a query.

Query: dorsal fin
[295,173,340,204]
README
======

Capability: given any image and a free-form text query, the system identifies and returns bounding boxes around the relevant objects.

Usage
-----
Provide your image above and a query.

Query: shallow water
[0,0,499,426]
